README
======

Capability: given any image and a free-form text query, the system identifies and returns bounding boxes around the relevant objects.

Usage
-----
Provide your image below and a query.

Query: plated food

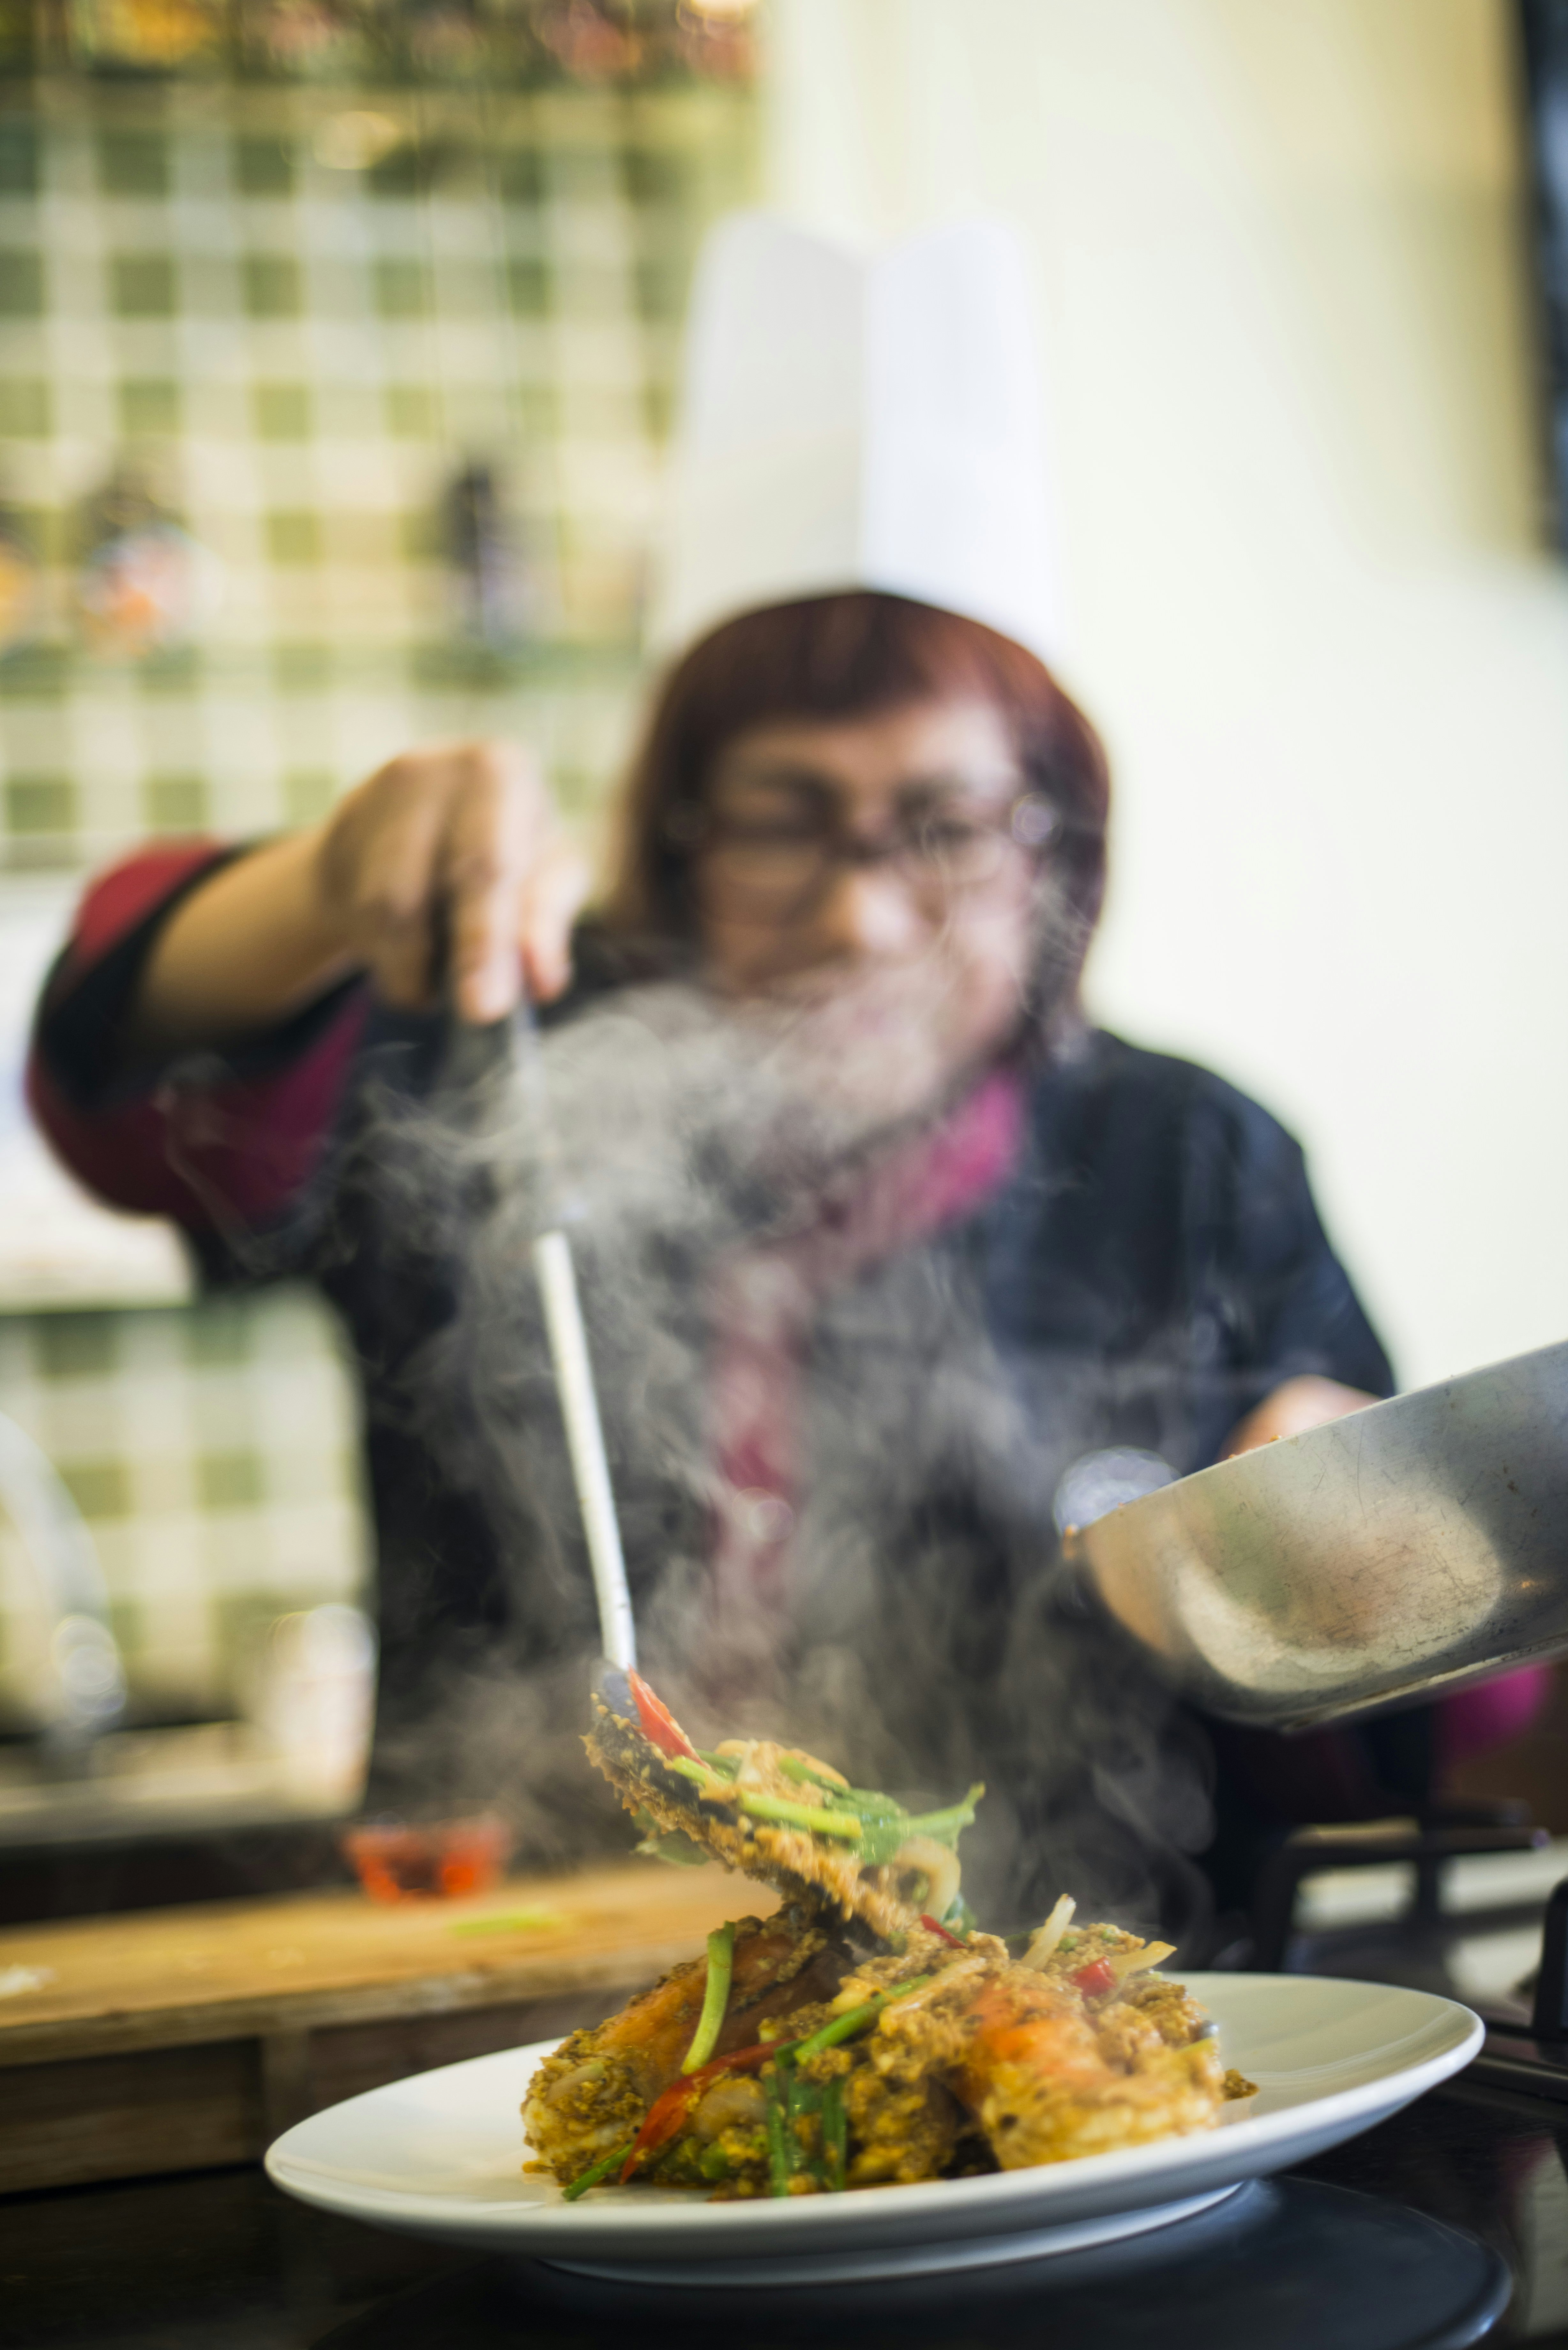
[522,1669,1253,2201]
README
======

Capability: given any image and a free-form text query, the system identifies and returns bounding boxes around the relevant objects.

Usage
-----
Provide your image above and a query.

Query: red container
[342,1815,513,1904]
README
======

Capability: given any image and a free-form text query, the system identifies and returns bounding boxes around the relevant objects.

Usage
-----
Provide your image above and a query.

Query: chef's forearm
[127,825,356,1055]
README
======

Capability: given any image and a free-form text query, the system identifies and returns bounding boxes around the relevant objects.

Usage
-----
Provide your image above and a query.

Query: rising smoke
[351,960,1220,1950]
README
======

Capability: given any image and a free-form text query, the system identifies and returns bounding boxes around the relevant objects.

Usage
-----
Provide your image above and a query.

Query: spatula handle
[531,1228,637,1672]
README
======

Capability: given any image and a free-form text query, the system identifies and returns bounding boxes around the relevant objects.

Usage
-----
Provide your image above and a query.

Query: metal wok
[1071,1338,1568,1730]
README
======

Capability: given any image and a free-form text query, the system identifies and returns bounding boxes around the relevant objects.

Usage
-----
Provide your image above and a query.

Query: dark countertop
[3,2076,1567,2349]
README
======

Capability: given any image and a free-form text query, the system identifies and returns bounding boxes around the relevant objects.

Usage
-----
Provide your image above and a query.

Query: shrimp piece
[522,1908,851,2183]
[946,1971,1226,2169]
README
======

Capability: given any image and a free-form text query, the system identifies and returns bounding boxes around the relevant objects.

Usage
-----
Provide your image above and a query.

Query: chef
[28,217,1427,1941]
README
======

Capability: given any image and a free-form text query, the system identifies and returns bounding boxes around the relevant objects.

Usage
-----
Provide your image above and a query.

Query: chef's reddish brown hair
[600,590,1109,1034]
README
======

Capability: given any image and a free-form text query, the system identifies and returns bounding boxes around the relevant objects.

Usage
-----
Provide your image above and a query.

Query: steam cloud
[339,968,1221,1951]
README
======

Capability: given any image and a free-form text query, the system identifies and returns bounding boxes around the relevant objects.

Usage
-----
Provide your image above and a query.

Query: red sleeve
[27,843,369,1245]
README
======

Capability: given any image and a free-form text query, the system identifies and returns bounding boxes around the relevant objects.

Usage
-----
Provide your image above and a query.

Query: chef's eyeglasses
[665,791,1059,925]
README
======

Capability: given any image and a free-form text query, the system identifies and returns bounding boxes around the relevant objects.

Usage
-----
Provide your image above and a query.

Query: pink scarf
[705,1067,1027,1649]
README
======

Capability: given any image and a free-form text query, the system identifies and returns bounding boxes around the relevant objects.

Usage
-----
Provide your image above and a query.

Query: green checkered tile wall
[0,68,756,870]
[0,1288,369,1727]
[0,58,756,1728]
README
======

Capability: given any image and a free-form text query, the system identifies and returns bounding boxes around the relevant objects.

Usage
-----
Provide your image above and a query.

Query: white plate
[265,1974,1481,2285]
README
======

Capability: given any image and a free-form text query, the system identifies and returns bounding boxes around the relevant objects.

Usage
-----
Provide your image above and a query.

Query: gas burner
[1254,1800,1568,2097]
[1251,1800,1546,1991]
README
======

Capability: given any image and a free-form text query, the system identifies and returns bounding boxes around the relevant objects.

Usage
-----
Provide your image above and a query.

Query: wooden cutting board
[0,1861,773,2196]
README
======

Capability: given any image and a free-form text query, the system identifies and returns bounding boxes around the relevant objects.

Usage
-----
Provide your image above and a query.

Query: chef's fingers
[341,758,450,1007]
[517,836,590,1003]
[441,742,541,1024]
[1220,1375,1380,1459]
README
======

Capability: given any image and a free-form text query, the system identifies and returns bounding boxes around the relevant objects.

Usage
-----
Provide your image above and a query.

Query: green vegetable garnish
[561,2139,634,2201]
[777,1755,850,1794]
[856,1787,984,1866]
[762,2040,859,2194]
[785,1974,935,2064]
[828,1791,908,1823]
[776,1758,910,1823]
[820,2076,847,2192]
[681,1921,735,2074]
[739,1792,863,1839]
[765,2080,795,2197]
[447,1908,567,1937]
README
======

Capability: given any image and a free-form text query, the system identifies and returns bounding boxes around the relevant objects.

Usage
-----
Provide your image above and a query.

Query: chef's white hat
[652,211,1060,664]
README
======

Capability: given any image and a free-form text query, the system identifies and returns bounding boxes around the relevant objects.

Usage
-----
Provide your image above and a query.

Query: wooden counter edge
[0,1932,686,2069]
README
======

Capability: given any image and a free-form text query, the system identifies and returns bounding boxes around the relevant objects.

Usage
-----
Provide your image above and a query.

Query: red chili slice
[919,1913,965,1949]
[627,1669,701,1763]
[618,2079,701,2180]
[618,2042,774,2182]
[1071,1957,1117,1997]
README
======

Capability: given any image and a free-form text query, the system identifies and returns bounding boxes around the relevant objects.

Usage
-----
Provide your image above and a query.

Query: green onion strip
[765,2080,795,2197]
[820,2076,848,2191]
[739,1792,864,1838]
[561,2138,634,2202]
[784,1973,935,2066]
[681,1921,736,2075]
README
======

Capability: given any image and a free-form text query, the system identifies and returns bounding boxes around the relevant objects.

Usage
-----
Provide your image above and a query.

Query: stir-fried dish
[523,1669,1253,2201]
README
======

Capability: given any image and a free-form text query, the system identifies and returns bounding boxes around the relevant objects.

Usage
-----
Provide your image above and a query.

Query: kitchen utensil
[509,994,637,1673]
[445,993,637,1674]
[263,1975,1482,2280]
[1071,1338,1568,1730]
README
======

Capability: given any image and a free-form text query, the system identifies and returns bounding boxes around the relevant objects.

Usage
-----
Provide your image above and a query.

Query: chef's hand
[1221,1375,1378,1458]
[130,741,587,1054]
[316,741,586,1022]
